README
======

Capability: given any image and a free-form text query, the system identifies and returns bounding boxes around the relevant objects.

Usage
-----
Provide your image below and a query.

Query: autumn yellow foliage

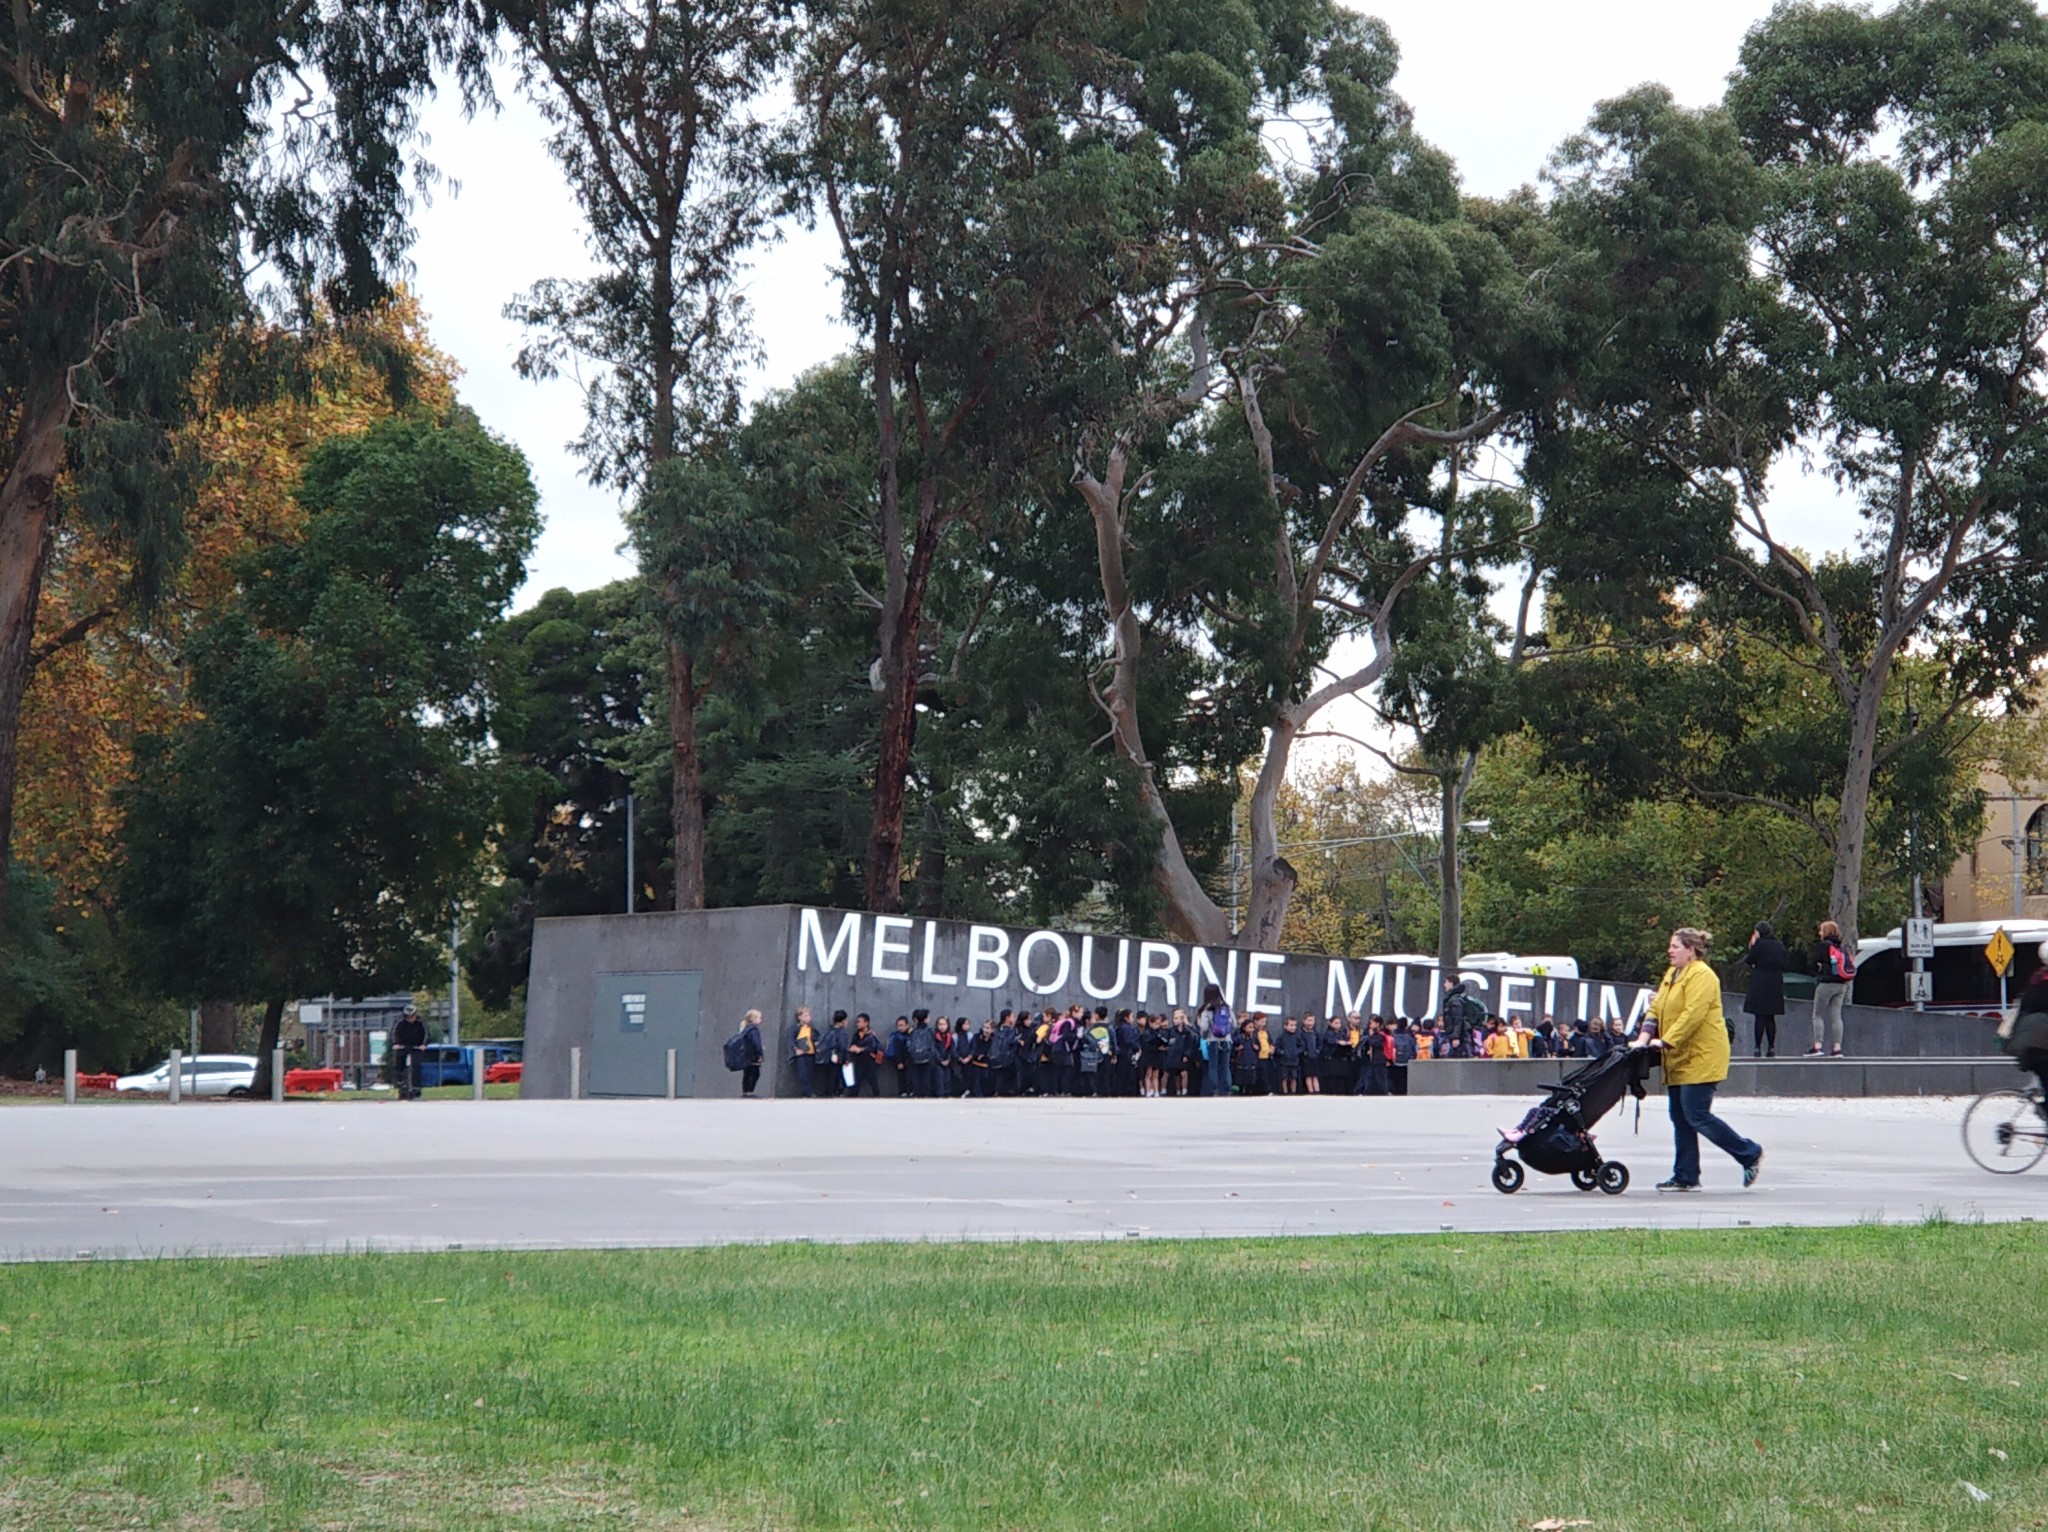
[16,297,458,902]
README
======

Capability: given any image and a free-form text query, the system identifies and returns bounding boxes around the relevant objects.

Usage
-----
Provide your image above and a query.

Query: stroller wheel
[1597,1162,1630,1195]
[1491,1159,1525,1194]
[1569,1167,1600,1191]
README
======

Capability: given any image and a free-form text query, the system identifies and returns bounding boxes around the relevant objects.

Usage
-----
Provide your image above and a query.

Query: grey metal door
[589,971,702,1096]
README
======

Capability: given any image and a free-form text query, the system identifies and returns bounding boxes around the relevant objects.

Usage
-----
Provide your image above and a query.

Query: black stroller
[1490,1045,1658,1195]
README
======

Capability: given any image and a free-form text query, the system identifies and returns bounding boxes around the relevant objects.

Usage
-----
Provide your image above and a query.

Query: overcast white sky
[407,0,1860,610]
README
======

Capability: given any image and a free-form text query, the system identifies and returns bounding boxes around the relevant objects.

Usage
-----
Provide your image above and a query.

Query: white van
[1362,950,1582,979]
[1460,951,1583,980]
[1852,919,2048,1010]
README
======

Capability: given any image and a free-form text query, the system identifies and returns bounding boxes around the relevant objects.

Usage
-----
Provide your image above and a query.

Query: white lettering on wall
[1598,984,1625,1022]
[921,923,959,986]
[1245,952,1285,1015]
[1079,936,1129,1000]
[1019,931,1073,995]
[797,909,861,976]
[966,926,1010,989]
[872,916,913,982]
[1325,960,1386,1020]
[1136,942,1180,1007]
[1626,988,1651,1023]
[1188,947,1236,1008]
[1500,975,1535,1021]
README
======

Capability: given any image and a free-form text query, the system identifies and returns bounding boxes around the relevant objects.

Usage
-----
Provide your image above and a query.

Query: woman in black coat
[1742,920,1792,1058]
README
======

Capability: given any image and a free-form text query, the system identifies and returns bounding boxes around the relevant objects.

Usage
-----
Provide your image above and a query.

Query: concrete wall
[1410,1056,2023,1097]
[530,905,1661,1098]
[1727,994,2004,1057]
[526,907,795,1099]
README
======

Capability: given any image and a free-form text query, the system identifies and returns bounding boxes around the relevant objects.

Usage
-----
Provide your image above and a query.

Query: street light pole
[625,793,636,915]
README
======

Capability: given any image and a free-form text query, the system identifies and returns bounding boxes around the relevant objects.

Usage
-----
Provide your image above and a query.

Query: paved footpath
[1,1094,2041,1262]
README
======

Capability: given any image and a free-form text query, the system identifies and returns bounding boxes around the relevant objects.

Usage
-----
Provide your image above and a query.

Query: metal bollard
[471,1046,484,1101]
[666,1048,677,1100]
[167,1047,182,1105]
[64,1049,76,1105]
[272,1047,286,1103]
[569,1046,582,1100]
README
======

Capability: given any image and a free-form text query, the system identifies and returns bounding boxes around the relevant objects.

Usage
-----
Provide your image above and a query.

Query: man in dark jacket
[1742,921,1792,1057]
[392,1004,428,1099]
[1440,978,1483,1056]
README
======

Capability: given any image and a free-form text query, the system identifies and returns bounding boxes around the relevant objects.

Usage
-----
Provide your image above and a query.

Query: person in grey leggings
[1809,918,1850,1056]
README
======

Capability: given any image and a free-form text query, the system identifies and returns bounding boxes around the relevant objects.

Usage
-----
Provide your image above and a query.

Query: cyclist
[2004,962,2048,1116]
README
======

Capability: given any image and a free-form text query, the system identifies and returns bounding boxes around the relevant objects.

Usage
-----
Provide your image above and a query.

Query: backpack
[1392,1030,1416,1064]
[1079,1027,1105,1070]
[1828,943,1857,982]
[722,1031,749,1072]
[1208,1003,1234,1040]
[907,1028,937,1065]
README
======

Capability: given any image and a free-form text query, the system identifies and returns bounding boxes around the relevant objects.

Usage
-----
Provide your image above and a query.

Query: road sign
[1906,969,1934,1004]
[1905,918,1934,959]
[1987,927,2016,977]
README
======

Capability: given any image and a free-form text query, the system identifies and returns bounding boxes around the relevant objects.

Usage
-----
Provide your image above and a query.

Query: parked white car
[114,1054,259,1097]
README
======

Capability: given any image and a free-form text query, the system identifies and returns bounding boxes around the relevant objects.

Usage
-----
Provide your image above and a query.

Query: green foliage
[117,410,538,1011]
[0,862,180,1074]
[464,582,659,1012]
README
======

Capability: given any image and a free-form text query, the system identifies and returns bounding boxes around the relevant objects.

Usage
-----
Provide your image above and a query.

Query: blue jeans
[1203,1039,1233,1096]
[1668,1084,1760,1184]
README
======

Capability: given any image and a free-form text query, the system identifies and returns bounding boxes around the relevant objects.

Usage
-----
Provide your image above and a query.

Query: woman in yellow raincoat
[1646,928,1764,1192]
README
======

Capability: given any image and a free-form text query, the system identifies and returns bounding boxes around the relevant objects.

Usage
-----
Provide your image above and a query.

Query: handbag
[841,1061,857,1088]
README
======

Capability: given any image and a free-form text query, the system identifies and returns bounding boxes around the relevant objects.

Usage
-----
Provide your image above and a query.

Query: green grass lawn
[2,1225,2042,1531]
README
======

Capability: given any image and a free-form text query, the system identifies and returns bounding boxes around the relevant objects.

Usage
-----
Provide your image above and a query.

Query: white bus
[1852,919,2048,1010]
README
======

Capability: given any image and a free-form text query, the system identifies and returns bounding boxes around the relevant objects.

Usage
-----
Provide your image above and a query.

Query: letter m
[798,909,861,976]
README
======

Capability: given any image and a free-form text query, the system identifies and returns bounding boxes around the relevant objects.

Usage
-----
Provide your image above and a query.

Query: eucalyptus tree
[1056,33,1761,946]
[500,0,793,908]
[1548,1,2048,953]
[0,0,490,936]
[792,0,1184,913]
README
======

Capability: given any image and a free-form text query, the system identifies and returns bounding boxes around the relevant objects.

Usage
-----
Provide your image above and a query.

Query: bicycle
[1962,1084,2048,1174]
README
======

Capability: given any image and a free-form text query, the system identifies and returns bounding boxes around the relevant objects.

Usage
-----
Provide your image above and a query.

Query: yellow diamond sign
[1987,928,2016,977]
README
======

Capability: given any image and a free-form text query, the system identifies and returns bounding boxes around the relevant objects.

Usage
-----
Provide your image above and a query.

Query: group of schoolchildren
[741,979,1640,1098]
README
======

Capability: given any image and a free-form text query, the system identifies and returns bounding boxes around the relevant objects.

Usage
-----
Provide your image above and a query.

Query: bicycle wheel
[1963,1090,2048,1175]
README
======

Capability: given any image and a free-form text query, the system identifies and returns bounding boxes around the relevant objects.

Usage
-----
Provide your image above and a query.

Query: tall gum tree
[1561,2,2048,954]
[499,0,792,910]
[792,0,1141,914]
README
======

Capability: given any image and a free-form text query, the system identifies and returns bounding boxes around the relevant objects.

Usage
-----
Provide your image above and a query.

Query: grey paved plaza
[2,1094,2042,1262]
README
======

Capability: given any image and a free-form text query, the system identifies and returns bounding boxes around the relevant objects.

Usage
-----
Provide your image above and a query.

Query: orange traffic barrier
[283,1068,345,1094]
[484,1061,523,1084]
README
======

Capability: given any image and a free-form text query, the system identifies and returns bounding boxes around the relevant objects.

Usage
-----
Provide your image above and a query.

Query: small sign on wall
[620,993,647,1031]
[1904,918,1934,959]
[1906,970,1933,1004]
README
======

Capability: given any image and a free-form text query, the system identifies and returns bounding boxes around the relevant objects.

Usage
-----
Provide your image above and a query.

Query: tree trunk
[1241,713,1301,951]
[863,520,934,914]
[0,385,72,940]
[249,997,288,1098]
[199,999,238,1053]
[1827,673,1890,956]
[1076,459,1229,944]
[668,641,705,910]
[1435,751,1478,978]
